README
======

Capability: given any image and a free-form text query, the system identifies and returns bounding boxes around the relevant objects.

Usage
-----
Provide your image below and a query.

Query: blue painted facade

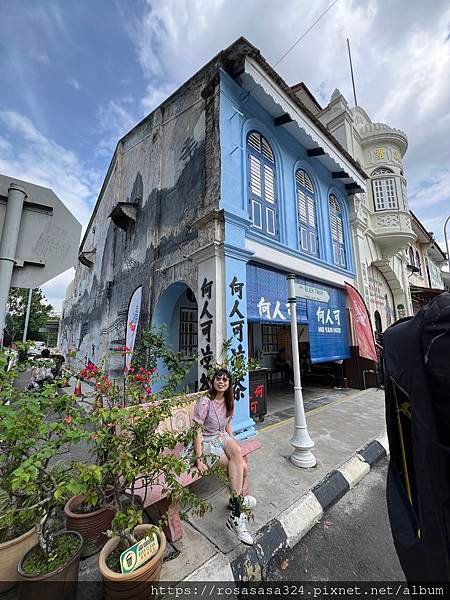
[218,69,355,437]
[219,70,355,275]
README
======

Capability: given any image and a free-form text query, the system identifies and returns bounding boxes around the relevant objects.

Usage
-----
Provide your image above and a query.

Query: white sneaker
[228,495,257,510]
[243,495,256,509]
[226,513,254,545]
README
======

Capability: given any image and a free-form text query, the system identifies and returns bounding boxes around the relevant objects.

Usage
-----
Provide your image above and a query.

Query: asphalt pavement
[269,461,405,582]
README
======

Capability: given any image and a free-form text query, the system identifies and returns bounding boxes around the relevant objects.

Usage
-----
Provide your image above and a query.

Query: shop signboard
[426,258,444,290]
[307,283,350,364]
[246,264,350,363]
[295,282,330,303]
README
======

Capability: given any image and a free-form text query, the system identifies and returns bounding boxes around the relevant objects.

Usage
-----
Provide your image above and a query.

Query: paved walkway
[158,386,386,581]
[70,384,386,593]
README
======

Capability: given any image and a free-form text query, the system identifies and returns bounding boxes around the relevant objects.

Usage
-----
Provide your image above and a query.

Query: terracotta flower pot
[17,530,82,600]
[64,494,115,557]
[0,526,38,593]
[99,525,166,600]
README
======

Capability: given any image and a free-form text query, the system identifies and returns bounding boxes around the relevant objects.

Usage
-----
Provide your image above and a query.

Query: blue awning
[246,263,350,363]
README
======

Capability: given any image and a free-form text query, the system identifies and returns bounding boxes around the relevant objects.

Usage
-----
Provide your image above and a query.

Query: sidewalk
[160,386,388,582]
[80,386,387,586]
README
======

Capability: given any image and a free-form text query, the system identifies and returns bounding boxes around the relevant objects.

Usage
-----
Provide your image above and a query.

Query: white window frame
[329,194,347,268]
[371,170,398,211]
[179,307,198,360]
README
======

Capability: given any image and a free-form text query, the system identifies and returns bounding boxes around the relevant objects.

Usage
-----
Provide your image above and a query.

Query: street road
[270,461,405,581]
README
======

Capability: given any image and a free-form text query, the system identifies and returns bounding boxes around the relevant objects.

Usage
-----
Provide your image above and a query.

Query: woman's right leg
[223,439,245,496]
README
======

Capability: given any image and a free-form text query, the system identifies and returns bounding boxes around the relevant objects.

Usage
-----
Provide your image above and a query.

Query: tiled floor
[254,383,357,430]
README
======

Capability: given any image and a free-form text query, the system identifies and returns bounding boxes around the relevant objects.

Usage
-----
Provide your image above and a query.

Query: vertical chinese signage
[249,379,265,420]
[198,277,214,391]
[228,276,247,403]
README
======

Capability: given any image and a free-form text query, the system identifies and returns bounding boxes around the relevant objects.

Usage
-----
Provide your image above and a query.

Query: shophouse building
[317,90,417,340]
[407,213,447,313]
[61,38,370,439]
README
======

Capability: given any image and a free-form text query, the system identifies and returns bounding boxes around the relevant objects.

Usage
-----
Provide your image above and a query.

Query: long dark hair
[209,368,234,417]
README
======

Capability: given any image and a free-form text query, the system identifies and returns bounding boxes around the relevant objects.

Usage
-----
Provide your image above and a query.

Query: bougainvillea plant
[68,326,212,549]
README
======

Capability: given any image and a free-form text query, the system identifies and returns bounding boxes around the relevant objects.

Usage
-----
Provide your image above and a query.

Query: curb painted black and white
[185,433,390,582]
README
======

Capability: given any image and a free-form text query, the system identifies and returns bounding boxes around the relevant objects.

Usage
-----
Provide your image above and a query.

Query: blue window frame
[329,194,346,267]
[247,131,278,238]
[296,169,319,256]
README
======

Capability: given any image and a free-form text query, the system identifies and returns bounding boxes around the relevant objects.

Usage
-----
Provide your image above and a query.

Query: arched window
[247,131,278,237]
[415,250,422,276]
[329,194,346,267]
[374,310,383,343]
[296,169,319,256]
[371,168,394,176]
[371,167,398,211]
[408,246,415,266]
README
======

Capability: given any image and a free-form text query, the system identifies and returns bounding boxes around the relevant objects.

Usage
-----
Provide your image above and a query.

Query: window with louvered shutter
[371,177,398,210]
[329,194,346,267]
[295,169,319,256]
[247,131,278,238]
[415,251,422,276]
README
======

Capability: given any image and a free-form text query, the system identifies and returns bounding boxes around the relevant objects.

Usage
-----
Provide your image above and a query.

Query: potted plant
[0,355,87,598]
[0,359,41,591]
[66,328,211,599]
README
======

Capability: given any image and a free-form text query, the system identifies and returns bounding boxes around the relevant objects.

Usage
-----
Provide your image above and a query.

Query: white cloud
[95,98,138,157]
[409,170,450,211]
[126,0,450,232]
[141,82,177,113]
[41,268,75,314]
[0,110,99,225]
[67,78,80,90]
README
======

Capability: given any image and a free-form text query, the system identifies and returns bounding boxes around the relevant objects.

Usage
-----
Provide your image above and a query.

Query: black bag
[383,292,450,582]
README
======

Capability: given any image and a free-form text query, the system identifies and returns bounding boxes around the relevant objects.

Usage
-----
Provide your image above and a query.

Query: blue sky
[1,0,449,311]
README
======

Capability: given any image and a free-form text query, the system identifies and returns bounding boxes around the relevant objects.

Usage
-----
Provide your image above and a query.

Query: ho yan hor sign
[295,282,330,303]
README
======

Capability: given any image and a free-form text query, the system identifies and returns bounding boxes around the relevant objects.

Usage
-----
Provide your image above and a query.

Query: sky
[1,0,449,312]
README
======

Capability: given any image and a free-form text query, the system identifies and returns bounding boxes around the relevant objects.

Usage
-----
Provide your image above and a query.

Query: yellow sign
[120,532,159,574]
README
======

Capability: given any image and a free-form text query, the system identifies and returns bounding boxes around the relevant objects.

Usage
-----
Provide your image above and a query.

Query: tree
[6,288,54,342]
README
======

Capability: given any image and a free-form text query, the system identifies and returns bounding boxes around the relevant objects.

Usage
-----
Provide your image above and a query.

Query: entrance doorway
[248,321,341,419]
[152,282,198,393]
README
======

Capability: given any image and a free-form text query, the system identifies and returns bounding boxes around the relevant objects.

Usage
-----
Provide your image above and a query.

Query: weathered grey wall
[60,62,222,375]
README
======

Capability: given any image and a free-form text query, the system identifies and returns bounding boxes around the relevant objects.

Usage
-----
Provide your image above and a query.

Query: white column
[287,274,316,468]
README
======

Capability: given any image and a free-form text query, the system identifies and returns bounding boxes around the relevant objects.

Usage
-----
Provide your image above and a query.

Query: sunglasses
[215,375,229,382]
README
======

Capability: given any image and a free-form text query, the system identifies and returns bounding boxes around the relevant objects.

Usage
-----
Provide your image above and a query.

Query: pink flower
[64,415,73,425]
[80,363,99,380]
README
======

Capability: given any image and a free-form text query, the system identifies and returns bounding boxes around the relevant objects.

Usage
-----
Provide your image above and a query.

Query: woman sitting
[193,368,256,545]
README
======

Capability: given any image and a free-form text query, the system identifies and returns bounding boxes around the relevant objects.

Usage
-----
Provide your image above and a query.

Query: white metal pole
[287,274,316,468]
[444,216,450,275]
[22,288,33,342]
[0,184,27,347]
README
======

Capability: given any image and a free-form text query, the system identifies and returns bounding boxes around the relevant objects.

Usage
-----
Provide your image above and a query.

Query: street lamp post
[287,274,316,468]
[444,216,450,272]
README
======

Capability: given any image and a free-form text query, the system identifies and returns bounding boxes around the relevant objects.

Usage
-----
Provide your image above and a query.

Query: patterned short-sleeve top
[193,396,231,437]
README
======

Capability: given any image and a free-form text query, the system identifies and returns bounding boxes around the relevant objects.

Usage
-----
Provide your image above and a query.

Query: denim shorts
[203,432,232,467]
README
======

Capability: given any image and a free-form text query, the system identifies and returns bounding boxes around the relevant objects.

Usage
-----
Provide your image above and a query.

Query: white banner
[125,286,142,369]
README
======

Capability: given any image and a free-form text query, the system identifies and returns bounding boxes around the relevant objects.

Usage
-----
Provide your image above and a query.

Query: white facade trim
[245,238,355,288]
[242,58,367,190]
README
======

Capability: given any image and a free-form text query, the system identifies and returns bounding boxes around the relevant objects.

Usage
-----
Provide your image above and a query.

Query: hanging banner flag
[345,282,378,362]
[125,286,142,369]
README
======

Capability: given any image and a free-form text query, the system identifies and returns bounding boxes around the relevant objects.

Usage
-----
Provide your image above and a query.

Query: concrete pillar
[223,244,256,439]
[193,243,226,391]
[0,184,27,346]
